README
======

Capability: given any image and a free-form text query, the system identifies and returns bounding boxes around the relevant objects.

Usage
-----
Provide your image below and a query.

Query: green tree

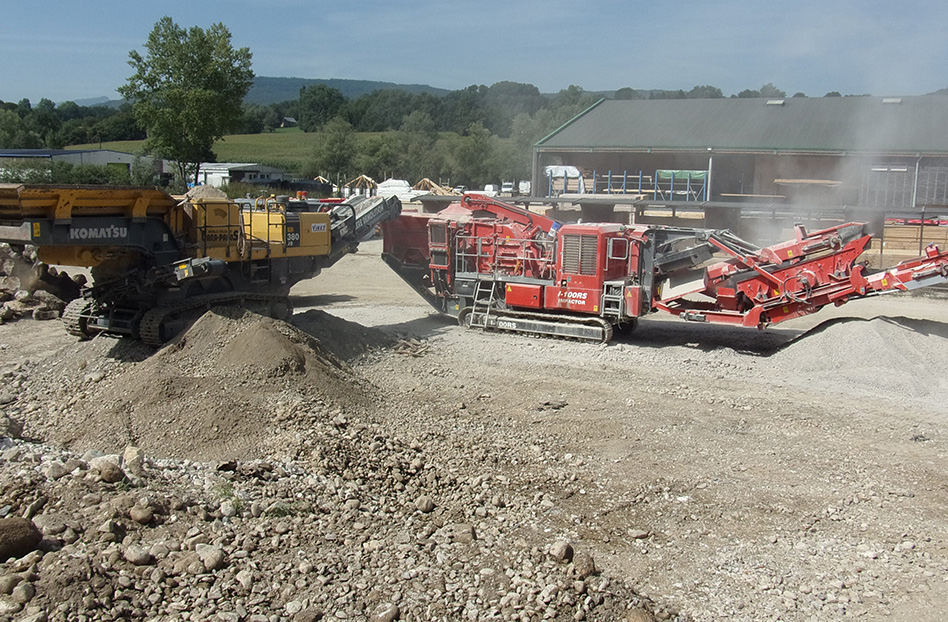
[355,133,400,181]
[687,85,724,99]
[347,89,419,132]
[451,122,493,187]
[438,85,488,135]
[29,98,62,146]
[483,81,546,137]
[614,87,641,100]
[303,117,357,181]
[298,84,345,132]
[0,109,42,148]
[397,110,440,181]
[119,16,254,187]
[759,83,786,98]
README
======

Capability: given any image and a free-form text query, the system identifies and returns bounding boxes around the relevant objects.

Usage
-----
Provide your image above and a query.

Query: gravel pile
[771,315,948,408]
[0,310,666,622]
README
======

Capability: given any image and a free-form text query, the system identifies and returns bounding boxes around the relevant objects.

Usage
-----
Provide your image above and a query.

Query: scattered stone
[220,500,237,518]
[572,552,597,579]
[371,602,399,622]
[235,569,253,590]
[129,505,154,525]
[123,545,153,566]
[451,523,476,544]
[0,414,22,438]
[90,457,126,484]
[0,596,22,615]
[0,574,22,595]
[0,518,42,560]
[195,543,225,571]
[292,609,323,622]
[42,461,68,480]
[15,608,47,622]
[550,539,574,562]
[414,495,435,513]
[31,515,66,537]
[31,309,58,321]
[11,581,35,603]
[122,446,144,476]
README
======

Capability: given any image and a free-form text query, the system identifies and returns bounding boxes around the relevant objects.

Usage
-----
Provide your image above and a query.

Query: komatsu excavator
[0,184,400,345]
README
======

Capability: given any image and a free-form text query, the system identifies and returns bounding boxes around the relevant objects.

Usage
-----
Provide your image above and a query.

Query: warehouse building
[531,96,948,241]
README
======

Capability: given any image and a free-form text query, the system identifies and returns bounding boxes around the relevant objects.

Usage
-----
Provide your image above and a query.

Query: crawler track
[138,292,293,347]
[465,308,614,343]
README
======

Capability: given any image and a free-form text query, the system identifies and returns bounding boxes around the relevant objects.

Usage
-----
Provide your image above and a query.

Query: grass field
[71,127,317,172]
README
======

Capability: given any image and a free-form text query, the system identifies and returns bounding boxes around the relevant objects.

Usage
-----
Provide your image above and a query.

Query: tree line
[0,78,848,190]
[0,15,856,190]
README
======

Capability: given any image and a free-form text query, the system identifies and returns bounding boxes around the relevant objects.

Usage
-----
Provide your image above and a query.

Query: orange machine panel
[505,283,542,309]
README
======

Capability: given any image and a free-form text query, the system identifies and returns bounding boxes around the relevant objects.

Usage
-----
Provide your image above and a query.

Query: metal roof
[536,96,948,155]
[0,149,133,158]
[0,149,93,158]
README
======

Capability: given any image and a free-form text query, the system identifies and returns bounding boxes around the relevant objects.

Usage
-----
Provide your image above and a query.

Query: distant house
[197,163,288,188]
[281,117,298,128]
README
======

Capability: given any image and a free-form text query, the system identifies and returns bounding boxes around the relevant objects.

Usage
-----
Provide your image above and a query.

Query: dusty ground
[0,237,947,621]
[295,240,948,621]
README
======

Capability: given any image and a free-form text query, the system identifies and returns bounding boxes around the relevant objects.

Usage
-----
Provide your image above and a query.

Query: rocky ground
[1,239,947,622]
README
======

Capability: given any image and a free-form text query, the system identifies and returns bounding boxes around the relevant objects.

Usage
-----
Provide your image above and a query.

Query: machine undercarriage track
[137,292,292,347]
[461,307,614,343]
[63,292,293,346]
[62,298,94,339]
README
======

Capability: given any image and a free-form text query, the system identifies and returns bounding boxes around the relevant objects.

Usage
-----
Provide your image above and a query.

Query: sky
[3,0,947,104]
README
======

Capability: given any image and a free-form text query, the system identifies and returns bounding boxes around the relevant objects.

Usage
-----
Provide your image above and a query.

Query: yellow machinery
[0,184,400,345]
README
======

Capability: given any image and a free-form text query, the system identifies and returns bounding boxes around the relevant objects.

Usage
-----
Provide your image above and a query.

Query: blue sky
[3,0,947,104]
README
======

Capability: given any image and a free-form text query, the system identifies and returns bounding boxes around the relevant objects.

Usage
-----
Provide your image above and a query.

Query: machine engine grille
[562,234,598,275]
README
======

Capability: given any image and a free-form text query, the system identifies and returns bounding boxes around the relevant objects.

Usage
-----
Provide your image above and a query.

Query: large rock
[122,446,144,476]
[571,552,597,579]
[89,457,126,484]
[0,414,22,439]
[550,539,574,563]
[0,518,42,561]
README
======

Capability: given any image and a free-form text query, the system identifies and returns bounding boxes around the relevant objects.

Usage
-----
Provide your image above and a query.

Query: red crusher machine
[381,194,948,342]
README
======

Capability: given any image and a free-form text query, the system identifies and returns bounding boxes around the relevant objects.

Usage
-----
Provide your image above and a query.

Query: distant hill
[245,76,452,104]
[59,80,753,111]
[70,96,113,107]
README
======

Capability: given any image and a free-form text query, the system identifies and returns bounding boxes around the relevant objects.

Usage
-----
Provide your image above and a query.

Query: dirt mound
[29,308,377,461]
[291,308,395,360]
[772,315,948,406]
